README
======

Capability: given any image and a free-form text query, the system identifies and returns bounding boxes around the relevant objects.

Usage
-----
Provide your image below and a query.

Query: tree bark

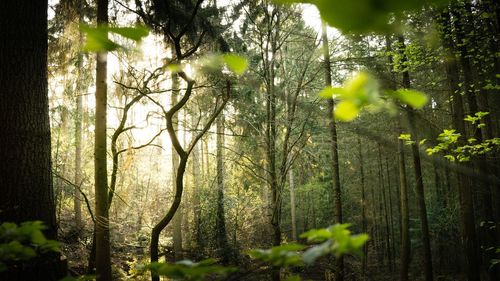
[321,22,344,281]
[357,138,368,275]
[399,34,433,281]
[171,72,183,261]
[94,0,111,280]
[441,8,481,281]
[289,166,297,242]
[397,127,410,281]
[0,1,65,279]
[216,111,230,263]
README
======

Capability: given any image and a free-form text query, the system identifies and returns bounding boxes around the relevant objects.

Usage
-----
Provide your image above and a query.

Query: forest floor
[57,218,466,280]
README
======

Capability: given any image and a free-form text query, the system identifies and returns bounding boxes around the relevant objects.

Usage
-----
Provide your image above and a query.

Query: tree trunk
[398,126,410,281]
[0,1,66,280]
[94,0,111,280]
[377,144,392,269]
[171,72,183,261]
[321,22,344,281]
[442,8,481,281]
[399,34,433,281]
[191,115,202,249]
[289,165,297,242]
[216,111,230,263]
[74,18,84,231]
[385,155,396,268]
[357,138,368,275]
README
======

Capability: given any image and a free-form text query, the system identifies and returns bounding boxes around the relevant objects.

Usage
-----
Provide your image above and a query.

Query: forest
[1,0,500,280]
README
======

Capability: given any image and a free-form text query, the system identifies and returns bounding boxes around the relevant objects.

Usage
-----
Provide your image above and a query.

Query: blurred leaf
[80,24,149,52]
[248,244,306,267]
[302,240,332,265]
[165,64,184,74]
[80,25,120,52]
[334,101,359,121]
[223,54,248,75]
[108,26,149,41]
[318,86,342,99]
[274,0,446,33]
[391,89,428,109]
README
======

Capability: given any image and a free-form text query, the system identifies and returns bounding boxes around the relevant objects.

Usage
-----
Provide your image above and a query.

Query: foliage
[426,114,500,162]
[0,221,60,272]
[249,224,368,271]
[319,72,428,121]
[79,24,149,52]
[248,244,306,267]
[275,0,446,32]
[197,54,249,75]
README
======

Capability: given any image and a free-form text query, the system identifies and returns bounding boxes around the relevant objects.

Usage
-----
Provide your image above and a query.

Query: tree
[322,23,344,281]
[93,0,112,280]
[0,0,65,280]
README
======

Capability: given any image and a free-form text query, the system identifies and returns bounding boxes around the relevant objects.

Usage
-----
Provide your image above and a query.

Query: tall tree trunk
[377,144,392,269]
[397,126,410,281]
[321,22,344,281]
[94,0,111,280]
[171,71,183,261]
[385,155,396,268]
[216,111,230,263]
[191,115,202,249]
[357,138,368,275]
[74,12,84,231]
[442,7,481,281]
[399,34,434,281]
[0,1,66,280]
[289,165,297,242]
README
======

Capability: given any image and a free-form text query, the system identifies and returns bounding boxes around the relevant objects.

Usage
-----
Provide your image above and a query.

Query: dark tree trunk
[398,126,410,281]
[398,34,434,281]
[0,1,65,280]
[94,0,112,280]
[357,138,368,275]
[443,7,481,281]
[216,111,230,263]
[0,0,55,237]
[322,22,344,281]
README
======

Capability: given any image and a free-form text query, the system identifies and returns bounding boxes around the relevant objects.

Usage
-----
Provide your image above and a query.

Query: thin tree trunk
[378,144,392,269]
[216,111,230,263]
[171,71,183,261]
[94,0,111,280]
[399,34,433,281]
[398,126,410,281]
[321,22,344,281]
[74,43,83,231]
[385,155,396,269]
[289,166,297,242]
[191,115,202,249]
[357,138,368,275]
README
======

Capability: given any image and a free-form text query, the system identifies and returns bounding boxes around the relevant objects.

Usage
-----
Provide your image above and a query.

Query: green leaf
[80,25,120,52]
[248,244,306,267]
[274,0,447,33]
[223,54,248,75]
[80,24,149,52]
[393,89,428,109]
[107,26,149,41]
[318,86,341,99]
[165,64,184,74]
[302,240,332,265]
[334,101,359,121]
